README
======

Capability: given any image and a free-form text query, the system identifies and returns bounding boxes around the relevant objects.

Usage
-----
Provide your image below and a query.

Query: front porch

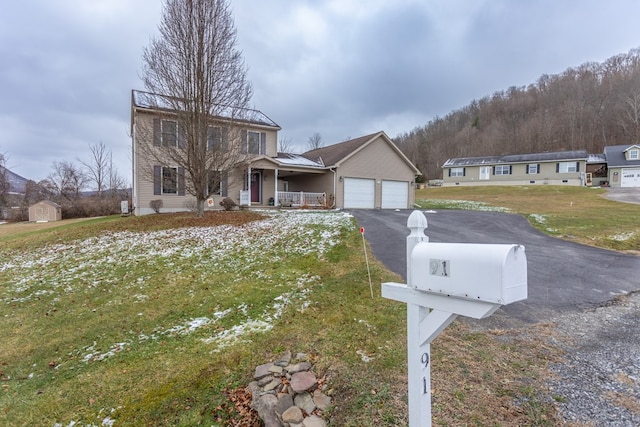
[241,155,333,208]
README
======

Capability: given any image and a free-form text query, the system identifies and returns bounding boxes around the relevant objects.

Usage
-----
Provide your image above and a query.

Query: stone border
[249,351,332,427]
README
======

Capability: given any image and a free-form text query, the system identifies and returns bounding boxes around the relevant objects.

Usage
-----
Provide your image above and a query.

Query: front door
[251,172,261,203]
[479,166,491,180]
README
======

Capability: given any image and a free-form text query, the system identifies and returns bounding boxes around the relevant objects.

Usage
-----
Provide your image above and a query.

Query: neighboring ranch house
[442,150,589,187]
[131,90,420,215]
[604,144,640,187]
[29,200,62,222]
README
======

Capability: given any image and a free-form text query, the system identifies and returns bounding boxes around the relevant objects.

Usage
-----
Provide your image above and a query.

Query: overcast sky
[1,0,639,183]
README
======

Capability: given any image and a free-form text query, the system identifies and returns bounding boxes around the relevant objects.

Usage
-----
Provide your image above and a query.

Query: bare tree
[140,0,253,217]
[306,132,323,151]
[79,142,110,196]
[278,135,294,153]
[45,160,88,202]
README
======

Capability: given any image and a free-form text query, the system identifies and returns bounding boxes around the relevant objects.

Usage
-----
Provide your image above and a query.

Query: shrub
[150,199,163,214]
[219,197,237,211]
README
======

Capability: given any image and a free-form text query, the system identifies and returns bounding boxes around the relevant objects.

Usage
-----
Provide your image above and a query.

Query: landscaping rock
[302,415,327,427]
[312,390,331,411]
[282,406,304,424]
[290,371,317,393]
[248,350,329,426]
[294,392,316,414]
[254,362,274,380]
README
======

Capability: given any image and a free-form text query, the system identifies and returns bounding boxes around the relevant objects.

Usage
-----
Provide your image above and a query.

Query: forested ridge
[395,48,640,180]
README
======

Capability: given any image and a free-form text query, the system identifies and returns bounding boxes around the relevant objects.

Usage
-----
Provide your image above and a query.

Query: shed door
[621,168,640,187]
[381,180,409,209]
[344,178,375,209]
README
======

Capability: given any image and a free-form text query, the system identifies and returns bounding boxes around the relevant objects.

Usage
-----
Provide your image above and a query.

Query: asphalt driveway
[351,209,640,324]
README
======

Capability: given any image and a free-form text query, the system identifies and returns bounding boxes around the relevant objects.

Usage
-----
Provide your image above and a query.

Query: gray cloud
[1,0,639,181]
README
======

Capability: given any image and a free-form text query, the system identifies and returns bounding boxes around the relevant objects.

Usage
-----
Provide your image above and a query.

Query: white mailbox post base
[381,210,527,427]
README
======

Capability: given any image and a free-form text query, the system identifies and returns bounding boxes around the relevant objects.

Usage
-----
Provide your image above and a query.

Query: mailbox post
[381,210,527,426]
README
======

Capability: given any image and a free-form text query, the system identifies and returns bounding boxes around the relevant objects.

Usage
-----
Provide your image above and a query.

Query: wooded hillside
[395,48,640,180]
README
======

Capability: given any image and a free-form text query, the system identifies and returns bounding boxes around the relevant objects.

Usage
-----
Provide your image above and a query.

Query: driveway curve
[350,209,640,324]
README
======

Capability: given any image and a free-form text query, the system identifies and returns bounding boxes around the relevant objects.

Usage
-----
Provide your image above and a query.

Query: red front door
[251,172,261,203]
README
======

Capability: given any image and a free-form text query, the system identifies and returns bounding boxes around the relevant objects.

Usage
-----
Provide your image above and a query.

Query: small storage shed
[29,200,62,222]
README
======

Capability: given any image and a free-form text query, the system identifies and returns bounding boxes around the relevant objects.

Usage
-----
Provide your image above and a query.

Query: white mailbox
[410,242,527,305]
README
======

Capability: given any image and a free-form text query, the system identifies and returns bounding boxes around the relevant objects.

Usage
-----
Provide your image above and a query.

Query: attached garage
[381,180,409,209]
[343,178,375,208]
[621,168,640,187]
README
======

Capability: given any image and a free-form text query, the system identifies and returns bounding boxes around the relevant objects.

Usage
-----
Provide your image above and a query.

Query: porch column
[247,165,252,206]
[274,168,279,207]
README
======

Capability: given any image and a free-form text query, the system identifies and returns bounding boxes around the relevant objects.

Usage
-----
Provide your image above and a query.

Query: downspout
[131,106,137,215]
[329,167,337,208]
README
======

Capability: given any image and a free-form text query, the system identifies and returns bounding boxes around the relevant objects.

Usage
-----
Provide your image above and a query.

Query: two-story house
[131,90,420,215]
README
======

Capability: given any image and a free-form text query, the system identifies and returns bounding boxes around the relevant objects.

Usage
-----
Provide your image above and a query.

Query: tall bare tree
[45,160,87,202]
[140,0,253,217]
[306,132,323,151]
[79,142,110,196]
[278,135,294,154]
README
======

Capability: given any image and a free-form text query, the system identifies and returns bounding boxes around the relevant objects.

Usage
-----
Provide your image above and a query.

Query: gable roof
[301,131,420,173]
[131,89,280,129]
[443,150,589,168]
[31,200,61,209]
[604,144,640,167]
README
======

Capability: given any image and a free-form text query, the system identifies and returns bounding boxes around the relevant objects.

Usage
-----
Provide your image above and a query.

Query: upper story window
[629,149,639,160]
[494,165,511,175]
[161,120,177,147]
[247,131,261,154]
[557,162,579,173]
[449,167,465,177]
[243,130,266,155]
[207,126,223,150]
[527,164,539,174]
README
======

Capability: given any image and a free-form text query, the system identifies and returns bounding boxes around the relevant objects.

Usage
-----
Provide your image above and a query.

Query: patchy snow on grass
[1,210,352,305]
[528,214,547,224]
[611,231,636,241]
[415,199,510,212]
[1,211,352,427]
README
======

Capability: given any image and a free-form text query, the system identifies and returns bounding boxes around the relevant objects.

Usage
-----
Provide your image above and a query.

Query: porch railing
[277,191,326,207]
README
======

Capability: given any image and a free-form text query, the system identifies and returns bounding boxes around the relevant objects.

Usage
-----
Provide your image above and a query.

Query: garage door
[621,169,640,187]
[344,178,375,208]
[381,180,409,209]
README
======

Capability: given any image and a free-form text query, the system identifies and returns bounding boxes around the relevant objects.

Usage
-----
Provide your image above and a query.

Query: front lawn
[0,210,560,426]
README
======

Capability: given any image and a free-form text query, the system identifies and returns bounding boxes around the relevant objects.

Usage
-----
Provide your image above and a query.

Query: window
[527,164,539,174]
[162,167,178,194]
[247,131,261,154]
[449,167,465,177]
[629,149,639,160]
[207,126,223,150]
[494,165,511,175]
[162,120,177,147]
[207,170,227,196]
[557,162,579,173]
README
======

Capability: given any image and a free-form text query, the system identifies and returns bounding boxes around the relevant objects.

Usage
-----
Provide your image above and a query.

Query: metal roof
[274,153,324,168]
[131,90,280,128]
[443,150,589,167]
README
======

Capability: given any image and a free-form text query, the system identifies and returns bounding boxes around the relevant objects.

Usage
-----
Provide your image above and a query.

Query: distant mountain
[1,166,28,194]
